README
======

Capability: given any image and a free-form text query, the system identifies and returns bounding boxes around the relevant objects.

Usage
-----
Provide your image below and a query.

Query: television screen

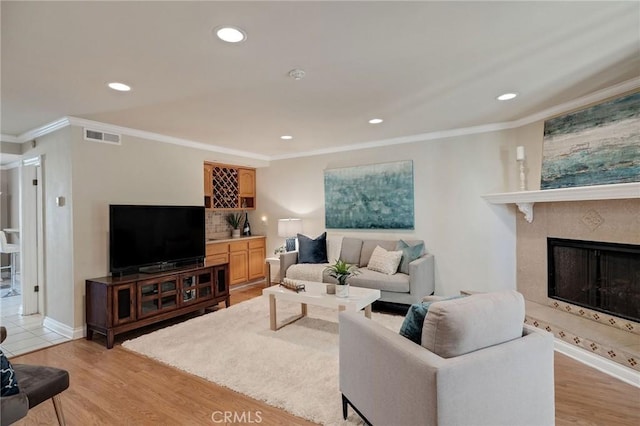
[109,205,205,274]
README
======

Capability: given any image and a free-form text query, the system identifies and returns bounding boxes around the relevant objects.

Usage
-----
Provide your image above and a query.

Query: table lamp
[278,218,303,252]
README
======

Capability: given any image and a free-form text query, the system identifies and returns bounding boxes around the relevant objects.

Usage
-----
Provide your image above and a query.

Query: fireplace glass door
[547,238,640,323]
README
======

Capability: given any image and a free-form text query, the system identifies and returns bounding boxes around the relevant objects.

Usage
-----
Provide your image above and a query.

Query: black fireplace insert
[547,238,640,323]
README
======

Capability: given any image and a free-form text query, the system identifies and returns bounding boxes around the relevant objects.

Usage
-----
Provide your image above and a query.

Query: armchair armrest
[409,253,435,299]
[339,312,441,425]
[279,251,298,282]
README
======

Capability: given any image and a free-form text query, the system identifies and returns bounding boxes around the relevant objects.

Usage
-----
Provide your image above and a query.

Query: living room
[1,1,639,425]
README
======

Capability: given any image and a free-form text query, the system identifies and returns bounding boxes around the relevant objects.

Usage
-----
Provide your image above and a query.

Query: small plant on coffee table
[325,259,359,285]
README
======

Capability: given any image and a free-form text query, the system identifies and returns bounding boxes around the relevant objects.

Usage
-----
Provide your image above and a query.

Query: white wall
[69,127,268,329]
[256,130,518,296]
[21,128,75,327]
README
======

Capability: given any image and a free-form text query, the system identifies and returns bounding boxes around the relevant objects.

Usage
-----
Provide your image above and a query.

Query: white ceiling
[2,1,639,160]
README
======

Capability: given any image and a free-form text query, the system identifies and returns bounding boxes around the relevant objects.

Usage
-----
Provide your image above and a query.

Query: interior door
[20,157,44,315]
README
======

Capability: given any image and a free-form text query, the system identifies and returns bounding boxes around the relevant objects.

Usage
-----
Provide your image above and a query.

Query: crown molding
[66,117,271,162]
[1,134,20,143]
[270,121,515,160]
[3,77,638,161]
[510,77,640,128]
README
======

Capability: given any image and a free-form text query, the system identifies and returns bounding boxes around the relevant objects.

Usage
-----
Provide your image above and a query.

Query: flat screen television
[109,205,205,275]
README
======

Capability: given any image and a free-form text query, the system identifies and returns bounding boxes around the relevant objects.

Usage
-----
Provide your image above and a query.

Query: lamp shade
[278,218,302,237]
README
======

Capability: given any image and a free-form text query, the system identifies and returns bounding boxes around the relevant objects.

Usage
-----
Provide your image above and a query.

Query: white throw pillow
[367,245,403,275]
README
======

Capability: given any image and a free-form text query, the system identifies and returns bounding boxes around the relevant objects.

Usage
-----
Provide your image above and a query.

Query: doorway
[0,156,68,357]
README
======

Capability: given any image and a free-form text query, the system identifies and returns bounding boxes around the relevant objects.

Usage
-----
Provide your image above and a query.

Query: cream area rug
[122,295,404,425]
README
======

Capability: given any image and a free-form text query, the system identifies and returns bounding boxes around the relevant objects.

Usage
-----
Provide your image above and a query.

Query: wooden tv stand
[86,264,229,349]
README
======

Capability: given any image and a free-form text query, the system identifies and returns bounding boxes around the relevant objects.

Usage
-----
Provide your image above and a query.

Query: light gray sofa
[279,237,434,305]
[339,290,555,426]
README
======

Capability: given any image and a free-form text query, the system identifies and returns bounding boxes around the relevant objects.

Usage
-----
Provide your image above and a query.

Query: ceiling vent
[83,128,121,145]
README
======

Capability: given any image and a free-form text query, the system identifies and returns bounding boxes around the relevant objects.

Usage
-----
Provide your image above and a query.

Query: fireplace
[547,238,640,323]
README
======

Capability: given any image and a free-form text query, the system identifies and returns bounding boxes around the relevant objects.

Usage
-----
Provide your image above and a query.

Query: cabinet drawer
[206,243,229,256]
[230,241,248,252]
[249,238,265,249]
[206,254,229,266]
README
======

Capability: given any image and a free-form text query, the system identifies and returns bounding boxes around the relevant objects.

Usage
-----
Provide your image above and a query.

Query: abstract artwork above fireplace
[540,91,640,190]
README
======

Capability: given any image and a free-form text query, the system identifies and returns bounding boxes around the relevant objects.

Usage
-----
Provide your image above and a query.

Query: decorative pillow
[297,232,328,264]
[399,296,464,344]
[396,240,425,275]
[1,350,19,397]
[367,245,403,275]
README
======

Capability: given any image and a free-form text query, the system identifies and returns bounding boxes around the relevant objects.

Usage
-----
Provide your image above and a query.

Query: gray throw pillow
[297,232,328,264]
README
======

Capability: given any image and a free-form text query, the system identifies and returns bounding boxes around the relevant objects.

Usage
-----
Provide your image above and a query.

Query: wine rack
[205,162,256,211]
[212,166,239,209]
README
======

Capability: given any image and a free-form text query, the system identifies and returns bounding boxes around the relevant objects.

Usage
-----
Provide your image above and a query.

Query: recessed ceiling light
[108,82,131,92]
[215,26,247,43]
[280,135,293,140]
[497,93,518,101]
[368,118,384,124]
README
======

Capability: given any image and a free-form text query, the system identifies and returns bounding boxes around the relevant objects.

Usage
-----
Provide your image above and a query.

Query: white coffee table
[262,280,381,331]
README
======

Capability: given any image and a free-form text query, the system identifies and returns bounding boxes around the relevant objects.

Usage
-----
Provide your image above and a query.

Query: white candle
[516,146,525,161]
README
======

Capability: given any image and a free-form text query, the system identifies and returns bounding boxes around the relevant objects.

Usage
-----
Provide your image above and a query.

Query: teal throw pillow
[396,240,424,275]
[1,350,19,396]
[399,296,465,345]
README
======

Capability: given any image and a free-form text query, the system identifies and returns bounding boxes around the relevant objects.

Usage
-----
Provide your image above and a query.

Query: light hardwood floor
[9,282,640,426]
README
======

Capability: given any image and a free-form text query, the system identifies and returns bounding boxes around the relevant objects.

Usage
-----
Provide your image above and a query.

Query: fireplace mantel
[482,182,640,223]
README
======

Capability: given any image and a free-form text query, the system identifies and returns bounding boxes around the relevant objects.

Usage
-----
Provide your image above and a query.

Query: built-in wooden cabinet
[207,237,265,286]
[204,162,256,210]
[230,241,249,285]
[206,242,229,266]
[238,168,256,200]
[248,238,266,281]
[86,264,229,349]
[203,163,213,208]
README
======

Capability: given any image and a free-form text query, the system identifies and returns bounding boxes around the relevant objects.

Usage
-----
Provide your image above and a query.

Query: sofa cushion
[421,290,525,358]
[367,246,403,275]
[326,236,343,264]
[297,232,328,264]
[396,240,425,274]
[340,238,363,266]
[360,239,398,267]
[348,269,410,293]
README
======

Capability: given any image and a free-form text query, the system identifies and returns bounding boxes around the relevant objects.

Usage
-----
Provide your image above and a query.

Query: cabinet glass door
[113,284,135,325]
[182,274,197,303]
[215,266,228,296]
[138,278,179,317]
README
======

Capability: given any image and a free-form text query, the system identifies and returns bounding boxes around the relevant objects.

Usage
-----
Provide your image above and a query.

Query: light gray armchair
[339,290,555,426]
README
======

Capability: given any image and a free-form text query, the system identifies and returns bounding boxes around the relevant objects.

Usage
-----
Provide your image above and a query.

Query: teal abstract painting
[541,92,640,189]
[324,161,414,229]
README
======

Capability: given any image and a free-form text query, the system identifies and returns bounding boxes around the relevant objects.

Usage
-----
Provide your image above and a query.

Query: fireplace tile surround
[516,198,640,373]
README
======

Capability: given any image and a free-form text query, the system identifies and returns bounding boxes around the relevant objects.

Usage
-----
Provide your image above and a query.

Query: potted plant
[325,259,360,298]
[226,213,244,238]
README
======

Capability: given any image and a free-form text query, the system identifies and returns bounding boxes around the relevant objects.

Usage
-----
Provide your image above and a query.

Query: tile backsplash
[206,211,232,239]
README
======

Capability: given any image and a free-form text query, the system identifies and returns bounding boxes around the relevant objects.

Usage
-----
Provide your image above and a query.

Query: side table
[265,257,280,287]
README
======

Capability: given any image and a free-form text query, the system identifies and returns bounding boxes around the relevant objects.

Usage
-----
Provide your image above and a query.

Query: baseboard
[43,316,85,340]
[554,339,640,388]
